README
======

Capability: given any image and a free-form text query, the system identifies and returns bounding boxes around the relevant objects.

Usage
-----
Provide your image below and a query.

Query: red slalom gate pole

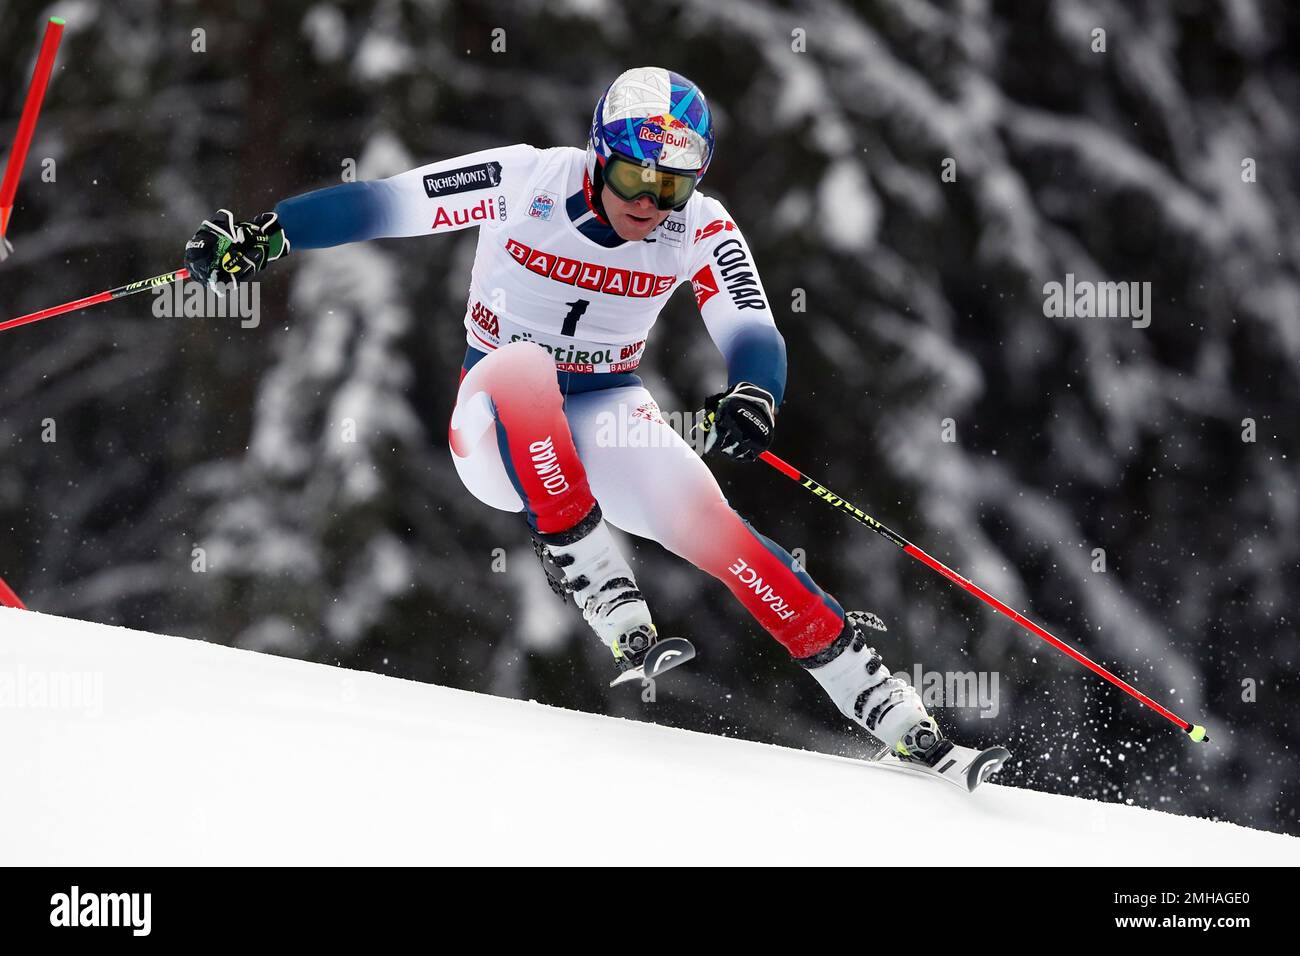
[0,267,189,334]
[0,577,26,609]
[0,16,66,239]
[757,449,1209,743]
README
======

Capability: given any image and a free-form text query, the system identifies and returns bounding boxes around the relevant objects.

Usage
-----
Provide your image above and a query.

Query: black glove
[184,209,289,291]
[699,382,777,462]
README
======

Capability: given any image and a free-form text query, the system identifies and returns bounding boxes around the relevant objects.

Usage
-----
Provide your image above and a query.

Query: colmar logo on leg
[529,436,570,496]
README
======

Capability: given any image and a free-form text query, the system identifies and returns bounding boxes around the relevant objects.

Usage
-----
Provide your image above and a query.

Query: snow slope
[1,607,1296,866]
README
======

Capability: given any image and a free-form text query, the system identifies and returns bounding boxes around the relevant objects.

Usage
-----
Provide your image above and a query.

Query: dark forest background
[2,0,1297,838]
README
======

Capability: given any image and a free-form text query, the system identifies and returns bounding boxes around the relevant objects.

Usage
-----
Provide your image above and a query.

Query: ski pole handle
[0,268,189,334]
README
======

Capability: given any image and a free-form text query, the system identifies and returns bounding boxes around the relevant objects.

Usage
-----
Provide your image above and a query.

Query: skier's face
[601,185,671,241]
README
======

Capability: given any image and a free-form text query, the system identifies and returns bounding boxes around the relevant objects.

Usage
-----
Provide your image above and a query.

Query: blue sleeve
[272,144,540,250]
[273,181,397,250]
[725,324,787,406]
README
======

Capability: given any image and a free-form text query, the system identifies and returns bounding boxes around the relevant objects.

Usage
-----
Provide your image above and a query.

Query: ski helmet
[587,67,715,210]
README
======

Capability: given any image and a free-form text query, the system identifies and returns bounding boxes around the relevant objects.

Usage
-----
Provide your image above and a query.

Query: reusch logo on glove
[737,407,770,435]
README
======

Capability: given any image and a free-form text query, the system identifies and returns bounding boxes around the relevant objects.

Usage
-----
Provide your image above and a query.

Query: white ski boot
[531,504,693,684]
[800,610,947,763]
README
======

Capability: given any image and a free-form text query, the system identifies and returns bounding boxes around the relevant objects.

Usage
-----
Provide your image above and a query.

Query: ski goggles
[600,152,700,210]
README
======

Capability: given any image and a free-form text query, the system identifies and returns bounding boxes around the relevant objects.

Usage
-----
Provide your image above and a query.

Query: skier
[183,66,956,769]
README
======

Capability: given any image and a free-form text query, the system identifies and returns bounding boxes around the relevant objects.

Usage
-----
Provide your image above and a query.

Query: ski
[882,742,1011,793]
[609,637,695,687]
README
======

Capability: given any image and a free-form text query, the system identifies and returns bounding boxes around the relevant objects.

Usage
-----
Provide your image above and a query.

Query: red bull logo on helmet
[637,114,694,151]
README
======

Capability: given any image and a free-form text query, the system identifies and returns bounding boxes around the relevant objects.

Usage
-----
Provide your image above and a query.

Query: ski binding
[609,637,695,687]
[883,742,1011,792]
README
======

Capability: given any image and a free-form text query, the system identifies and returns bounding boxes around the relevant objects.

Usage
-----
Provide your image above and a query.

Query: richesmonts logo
[423,161,503,197]
[50,886,151,936]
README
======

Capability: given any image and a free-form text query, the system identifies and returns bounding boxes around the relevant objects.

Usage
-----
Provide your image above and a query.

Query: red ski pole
[1,16,66,239]
[758,449,1210,743]
[0,576,26,609]
[0,267,189,334]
